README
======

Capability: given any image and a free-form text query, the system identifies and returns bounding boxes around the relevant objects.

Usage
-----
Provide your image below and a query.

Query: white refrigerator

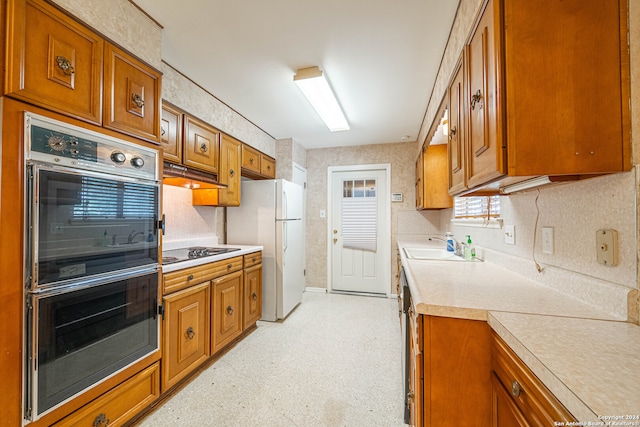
[227,179,305,321]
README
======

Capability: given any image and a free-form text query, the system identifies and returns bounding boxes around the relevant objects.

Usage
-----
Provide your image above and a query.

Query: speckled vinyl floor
[138,291,406,427]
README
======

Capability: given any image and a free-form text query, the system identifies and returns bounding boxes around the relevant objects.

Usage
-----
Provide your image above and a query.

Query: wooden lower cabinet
[53,362,160,427]
[211,270,244,354]
[243,263,262,329]
[491,332,576,426]
[162,282,211,391]
[416,315,492,426]
[408,304,423,426]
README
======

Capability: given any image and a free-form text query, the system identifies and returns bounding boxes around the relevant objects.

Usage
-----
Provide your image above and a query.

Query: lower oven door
[25,270,159,421]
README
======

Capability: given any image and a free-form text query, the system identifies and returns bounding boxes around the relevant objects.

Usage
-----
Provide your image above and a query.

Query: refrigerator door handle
[282,221,288,266]
[283,190,288,219]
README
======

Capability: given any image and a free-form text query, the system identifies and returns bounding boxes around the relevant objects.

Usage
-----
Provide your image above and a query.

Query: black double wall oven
[23,113,162,422]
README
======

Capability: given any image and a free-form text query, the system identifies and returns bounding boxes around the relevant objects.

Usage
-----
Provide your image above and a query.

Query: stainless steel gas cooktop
[162,246,241,265]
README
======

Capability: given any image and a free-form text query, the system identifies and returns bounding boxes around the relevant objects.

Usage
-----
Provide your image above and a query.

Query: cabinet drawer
[491,332,576,425]
[6,0,103,124]
[244,252,262,268]
[260,155,276,178]
[163,256,243,294]
[241,144,261,174]
[53,362,159,427]
[103,43,162,143]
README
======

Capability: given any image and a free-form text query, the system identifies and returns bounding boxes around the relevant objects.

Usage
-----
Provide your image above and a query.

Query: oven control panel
[25,112,158,181]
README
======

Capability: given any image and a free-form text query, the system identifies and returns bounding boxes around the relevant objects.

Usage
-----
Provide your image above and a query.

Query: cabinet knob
[267,165,271,170]
[161,126,166,136]
[471,89,482,110]
[188,274,194,280]
[229,168,235,177]
[252,292,257,301]
[93,412,110,427]
[200,143,208,153]
[448,125,457,141]
[227,263,233,269]
[250,157,255,164]
[511,380,522,397]
[55,55,75,76]
[227,305,234,316]
[131,92,145,108]
[185,326,195,340]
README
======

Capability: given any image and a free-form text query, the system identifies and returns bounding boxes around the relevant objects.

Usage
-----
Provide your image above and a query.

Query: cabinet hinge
[156,214,166,235]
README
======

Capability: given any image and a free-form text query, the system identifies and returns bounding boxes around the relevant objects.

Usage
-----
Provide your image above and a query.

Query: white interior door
[330,167,389,295]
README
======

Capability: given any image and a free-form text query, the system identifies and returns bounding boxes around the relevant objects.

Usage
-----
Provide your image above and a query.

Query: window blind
[341,179,377,252]
[454,195,501,219]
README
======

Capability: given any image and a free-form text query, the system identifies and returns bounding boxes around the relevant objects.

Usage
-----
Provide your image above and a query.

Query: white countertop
[398,240,639,422]
[161,244,263,273]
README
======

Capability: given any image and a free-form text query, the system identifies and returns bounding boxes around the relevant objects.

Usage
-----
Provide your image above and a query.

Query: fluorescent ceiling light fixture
[500,176,553,194]
[294,66,349,132]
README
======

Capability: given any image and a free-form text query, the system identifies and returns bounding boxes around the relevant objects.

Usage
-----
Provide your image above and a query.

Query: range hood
[162,162,227,189]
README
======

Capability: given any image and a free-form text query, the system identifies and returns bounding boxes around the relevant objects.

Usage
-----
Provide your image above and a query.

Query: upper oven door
[27,163,160,291]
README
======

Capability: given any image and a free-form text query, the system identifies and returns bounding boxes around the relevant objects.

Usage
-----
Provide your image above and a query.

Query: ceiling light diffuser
[294,66,349,132]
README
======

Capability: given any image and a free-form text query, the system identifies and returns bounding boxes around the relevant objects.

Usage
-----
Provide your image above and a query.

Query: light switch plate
[596,229,618,266]
[504,225,515,245]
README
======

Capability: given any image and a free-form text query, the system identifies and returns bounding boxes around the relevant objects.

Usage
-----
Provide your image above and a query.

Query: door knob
[333,238,338,244]
[333,229,338,234]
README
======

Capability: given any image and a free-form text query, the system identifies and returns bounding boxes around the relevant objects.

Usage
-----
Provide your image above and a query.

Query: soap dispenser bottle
[445,232,455,252]
[464,235,476,260]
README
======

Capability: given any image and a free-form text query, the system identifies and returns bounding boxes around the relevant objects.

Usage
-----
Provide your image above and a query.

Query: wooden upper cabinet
[183,115,220,174]
[448,56,466,195]
[422,144,452,209]
[241,144,261,174]
[103,43,162,144]
[217,134,242,206]
[260,154,276,179]
[465,0,503,190]
[5,0,104,124]
[160,102,183,163]
[450,0,630,195]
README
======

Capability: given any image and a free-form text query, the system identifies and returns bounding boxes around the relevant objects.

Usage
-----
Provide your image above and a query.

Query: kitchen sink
[403,247,465,261]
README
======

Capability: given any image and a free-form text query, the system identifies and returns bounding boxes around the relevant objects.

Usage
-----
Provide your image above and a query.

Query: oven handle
[27,266,159,297]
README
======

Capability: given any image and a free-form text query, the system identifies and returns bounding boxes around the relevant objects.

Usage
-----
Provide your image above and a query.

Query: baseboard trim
[304,287,328,293]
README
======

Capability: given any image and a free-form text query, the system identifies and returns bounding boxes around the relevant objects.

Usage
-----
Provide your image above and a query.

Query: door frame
[326,164,391,296]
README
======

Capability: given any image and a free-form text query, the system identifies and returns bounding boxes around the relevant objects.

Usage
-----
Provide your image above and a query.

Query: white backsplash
[162,185,219,249]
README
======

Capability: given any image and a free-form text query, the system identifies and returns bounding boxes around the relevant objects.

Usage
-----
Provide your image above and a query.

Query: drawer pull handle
[186,326,195,340]
[56,55,74,76]
[93,413,110,427]
[511,380,522,397]
[188,274,194,280]
[227,263,233,269]
[252,292,257,301]
[227,305,234,316]
[131,92,145,108]
[250,157,255,164]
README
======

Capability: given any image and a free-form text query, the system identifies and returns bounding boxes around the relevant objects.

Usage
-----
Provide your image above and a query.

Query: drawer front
[260,155,276,178]
[54,362,160,427]
[241,144,261,173]
[244,252,262,268]
[164,256,244,295]
[491,333,576,425]
[7,0,103,124]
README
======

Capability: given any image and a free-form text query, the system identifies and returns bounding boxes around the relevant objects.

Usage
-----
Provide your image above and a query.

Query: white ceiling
[133,0,459,149]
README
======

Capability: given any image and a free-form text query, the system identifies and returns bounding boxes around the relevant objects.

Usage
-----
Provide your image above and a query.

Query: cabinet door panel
[212,271,243,354]
[491,374,530,427]
[218,134,242,206]
[162,282,210,391]
[184,116,220,174]
[241,144,261,174]
[161,102,183,163]
[465,0,504,189]
[243,264,262,329]
[104,43,161,143]
[6,0,103,124]
[448,57,466,195]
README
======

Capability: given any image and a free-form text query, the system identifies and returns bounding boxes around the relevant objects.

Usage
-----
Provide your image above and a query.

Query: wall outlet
[504,225,515,245]
[596,229,618,266]
[542,227,554,254]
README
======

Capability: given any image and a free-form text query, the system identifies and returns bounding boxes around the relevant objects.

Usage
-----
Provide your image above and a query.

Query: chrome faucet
[428,235,462,256]
[127,230,144,244]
